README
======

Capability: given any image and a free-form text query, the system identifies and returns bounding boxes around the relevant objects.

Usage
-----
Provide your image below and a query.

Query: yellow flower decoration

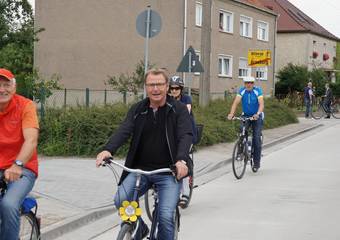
[119,200,142,222]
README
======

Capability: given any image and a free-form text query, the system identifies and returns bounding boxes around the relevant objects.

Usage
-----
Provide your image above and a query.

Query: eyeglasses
[145,82,167,88]
[0,82,14,89]
[170,87,181,91]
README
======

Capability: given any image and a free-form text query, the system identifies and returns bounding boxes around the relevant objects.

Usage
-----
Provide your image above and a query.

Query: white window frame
[257,21,269,41]
[238,58,251,78]
[194,51,201,75]
[240,15,252,38]
[219,10,233,33]
[195,2,202,27]
[255,67,268,80]
[218,54,233,77]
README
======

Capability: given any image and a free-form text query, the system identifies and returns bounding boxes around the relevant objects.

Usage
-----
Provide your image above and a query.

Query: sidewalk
[34,118,322,239]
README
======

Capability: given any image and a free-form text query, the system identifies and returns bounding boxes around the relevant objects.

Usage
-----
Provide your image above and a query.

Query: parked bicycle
[101,158,180,240]
[311,98,340,119]
[0,175,41,240]
[231,116,263,179]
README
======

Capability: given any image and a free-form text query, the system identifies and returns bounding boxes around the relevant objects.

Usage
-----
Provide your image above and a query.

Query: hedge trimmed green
[38,98,297,157]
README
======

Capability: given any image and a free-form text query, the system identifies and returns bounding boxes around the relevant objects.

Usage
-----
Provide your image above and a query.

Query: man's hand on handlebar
[227,113,234,120]
[96,150,112,168]
[175,160,188,180]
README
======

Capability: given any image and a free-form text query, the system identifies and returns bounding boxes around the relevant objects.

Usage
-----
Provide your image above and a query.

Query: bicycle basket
[21,197,37,214]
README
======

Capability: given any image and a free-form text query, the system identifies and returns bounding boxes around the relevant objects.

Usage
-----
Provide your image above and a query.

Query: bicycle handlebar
[102,158,174,175]
[232,116,255,121]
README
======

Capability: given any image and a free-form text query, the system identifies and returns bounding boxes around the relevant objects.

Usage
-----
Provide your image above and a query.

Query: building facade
[34,0,277,100]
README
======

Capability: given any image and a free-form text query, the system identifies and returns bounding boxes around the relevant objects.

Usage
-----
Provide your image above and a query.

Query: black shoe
[178,195,189,209]
[325,116,330,119]
[252,165,260,173]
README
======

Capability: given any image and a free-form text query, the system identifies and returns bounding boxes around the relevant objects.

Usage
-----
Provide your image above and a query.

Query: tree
[275,63,309,95]
[0,0,57,99]
[106,60,154,102]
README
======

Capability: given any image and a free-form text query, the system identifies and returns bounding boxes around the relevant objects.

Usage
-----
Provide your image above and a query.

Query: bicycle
[101,158,180,240]
[311,98,340,119]
[231,116,263,179]
[0,175,41,240]
[144,124,203,216]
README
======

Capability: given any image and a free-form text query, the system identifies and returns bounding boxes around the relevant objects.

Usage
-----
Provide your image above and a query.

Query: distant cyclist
[323,83,333,119]
[227,76,264,172]
[169,75,197,207]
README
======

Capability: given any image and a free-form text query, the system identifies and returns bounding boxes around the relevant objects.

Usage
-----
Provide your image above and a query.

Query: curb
[40,122,323,239]
[41,206,115,240]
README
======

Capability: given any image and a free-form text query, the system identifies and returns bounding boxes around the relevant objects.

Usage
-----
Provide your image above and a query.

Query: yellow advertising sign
[248,50,271,67]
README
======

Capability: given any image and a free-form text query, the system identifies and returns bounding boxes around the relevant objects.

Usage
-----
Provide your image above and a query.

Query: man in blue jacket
[96,68,193,240]
[228,76,264,172]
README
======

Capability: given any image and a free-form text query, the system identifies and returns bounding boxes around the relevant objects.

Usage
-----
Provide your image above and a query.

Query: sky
[288,0,340,38]
[27,0,340,38]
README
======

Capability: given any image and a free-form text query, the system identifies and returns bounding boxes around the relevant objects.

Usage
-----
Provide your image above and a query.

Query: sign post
[136,6,162,98]
[177,46,204,96]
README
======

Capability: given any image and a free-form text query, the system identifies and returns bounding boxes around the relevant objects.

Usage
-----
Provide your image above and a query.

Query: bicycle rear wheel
[331,102,340,119]
[116,223,133,240]
[232,140,247,179]
[311,103,324,119]
[19,212,40,240]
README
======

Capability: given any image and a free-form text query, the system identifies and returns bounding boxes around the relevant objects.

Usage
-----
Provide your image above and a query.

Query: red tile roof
[256,0,339,41]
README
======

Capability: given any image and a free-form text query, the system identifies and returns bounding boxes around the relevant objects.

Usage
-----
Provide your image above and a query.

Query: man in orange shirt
[0,68,39,240]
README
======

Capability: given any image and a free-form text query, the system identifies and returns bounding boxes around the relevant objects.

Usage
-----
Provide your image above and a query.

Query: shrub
[39,98,298,157]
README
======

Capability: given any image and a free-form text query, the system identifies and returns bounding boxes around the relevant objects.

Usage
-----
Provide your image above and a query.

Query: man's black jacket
[103,96,193,184]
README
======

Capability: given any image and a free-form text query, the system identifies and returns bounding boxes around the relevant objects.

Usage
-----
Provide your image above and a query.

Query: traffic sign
[177,46,204,73]
[248,50,271,67]
[136,9,162,38]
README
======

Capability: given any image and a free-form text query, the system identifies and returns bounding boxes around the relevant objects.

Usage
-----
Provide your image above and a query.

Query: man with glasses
[96,68,193,240]
[0,68,39,240]
[227,76,264,172]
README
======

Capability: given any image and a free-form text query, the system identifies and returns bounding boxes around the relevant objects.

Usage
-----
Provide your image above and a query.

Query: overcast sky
[27,0,340,38]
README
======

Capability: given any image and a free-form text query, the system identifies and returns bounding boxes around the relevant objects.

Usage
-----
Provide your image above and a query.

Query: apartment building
[258,0,339,82]
[34,0,277,98]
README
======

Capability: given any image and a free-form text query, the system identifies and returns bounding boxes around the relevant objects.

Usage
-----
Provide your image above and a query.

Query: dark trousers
[251,118,263,167]
[304,98,311,117]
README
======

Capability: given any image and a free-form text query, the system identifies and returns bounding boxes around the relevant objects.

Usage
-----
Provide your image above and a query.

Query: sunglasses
[170,87,181,91]
[244,82,254,84]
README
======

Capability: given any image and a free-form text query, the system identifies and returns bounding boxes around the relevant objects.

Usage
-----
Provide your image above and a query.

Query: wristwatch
[14,160,24,167]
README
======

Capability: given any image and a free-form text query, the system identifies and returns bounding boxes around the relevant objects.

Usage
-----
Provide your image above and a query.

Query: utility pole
[199,0,212,107]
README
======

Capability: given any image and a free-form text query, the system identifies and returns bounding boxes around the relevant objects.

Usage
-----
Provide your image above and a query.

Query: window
[218,55,233,77]
[219,10,233,33]
[255,67,268,80]
[194,51,201,75]
[239,58,251,78]
[240,15,252,38]
[196,2,202,27]
[257,21,268,41]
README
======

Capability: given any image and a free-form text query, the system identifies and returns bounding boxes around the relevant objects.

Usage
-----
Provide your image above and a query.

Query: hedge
[38,98,297,157]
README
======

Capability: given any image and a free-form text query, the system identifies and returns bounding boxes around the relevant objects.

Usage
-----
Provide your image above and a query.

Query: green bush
[38,98,297,157]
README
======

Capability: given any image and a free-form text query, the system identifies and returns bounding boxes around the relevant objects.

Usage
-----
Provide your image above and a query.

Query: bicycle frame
[102,158,174,239]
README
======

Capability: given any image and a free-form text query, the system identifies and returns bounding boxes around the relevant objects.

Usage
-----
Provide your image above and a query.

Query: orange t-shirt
[0,94,39,176]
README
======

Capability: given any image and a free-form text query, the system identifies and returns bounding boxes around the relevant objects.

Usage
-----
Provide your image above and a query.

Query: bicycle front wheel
[116,223,133,240]
[173,207,180,240]
[144,188,155,222]
[331,102,340,119]
[232,140,247,179]
[19,212,40,240]
[311,103,324,119]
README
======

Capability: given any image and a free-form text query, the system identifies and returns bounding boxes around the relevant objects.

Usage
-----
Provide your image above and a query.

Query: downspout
[272,13,279,97]
[183,0,188,82]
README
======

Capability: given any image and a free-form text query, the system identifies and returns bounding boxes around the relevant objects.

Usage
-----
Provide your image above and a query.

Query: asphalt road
[91,119,340,240]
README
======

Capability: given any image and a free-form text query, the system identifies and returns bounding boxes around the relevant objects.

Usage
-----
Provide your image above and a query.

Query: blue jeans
[250,118,263,167]
[0,168,36,240]
[114,173,181,240]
